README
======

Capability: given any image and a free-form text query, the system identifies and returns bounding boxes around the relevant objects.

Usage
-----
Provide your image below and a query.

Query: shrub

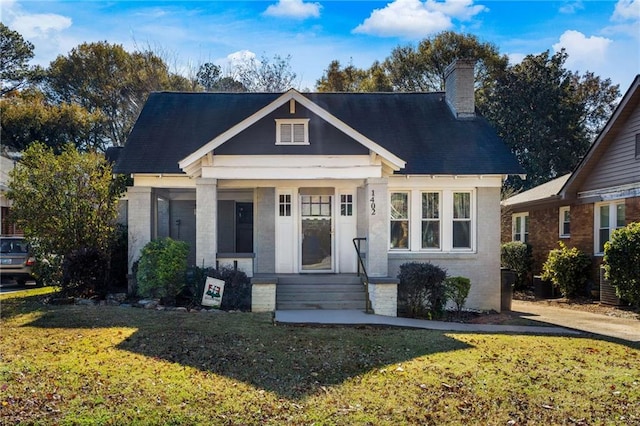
[61,247,108,297]
[500,241,532,290]
[397,262,447,319]
[604,222,640,306]
[181,265,251,311]
[136,238,189,305]
[107,224,128,290]
[210,267,251,311]
[541,242,591,298]
[445,276,471,314]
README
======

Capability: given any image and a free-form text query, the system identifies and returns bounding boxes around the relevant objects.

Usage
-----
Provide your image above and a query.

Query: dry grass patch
[1,289,639,425]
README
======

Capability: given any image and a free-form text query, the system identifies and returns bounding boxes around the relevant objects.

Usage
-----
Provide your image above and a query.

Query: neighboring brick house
[502,75,640,291]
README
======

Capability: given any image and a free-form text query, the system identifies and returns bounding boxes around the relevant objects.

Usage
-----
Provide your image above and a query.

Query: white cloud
[552,30,612,66]
[559,1,584,14]
[263,0,321,19]
[612,0,640,21]
[353,0,486,39]
[10,13,72,38]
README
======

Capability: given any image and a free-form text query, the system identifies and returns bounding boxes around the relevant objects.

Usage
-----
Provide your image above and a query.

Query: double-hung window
[595,201,625,254]
[421,192,440,249]
[559,206,570,238]
[512,213,529,243]
[453,192,471,249]
[390,192,409,249]
[275,119,309,145]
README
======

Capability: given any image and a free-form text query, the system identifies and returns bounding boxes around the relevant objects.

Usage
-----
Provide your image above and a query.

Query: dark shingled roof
[114,91,523,176]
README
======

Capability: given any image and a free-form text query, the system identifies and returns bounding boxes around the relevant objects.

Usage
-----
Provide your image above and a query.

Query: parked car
[0,236,38,286]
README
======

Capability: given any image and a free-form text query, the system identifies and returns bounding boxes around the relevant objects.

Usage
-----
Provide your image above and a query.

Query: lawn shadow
[23,306,473,400]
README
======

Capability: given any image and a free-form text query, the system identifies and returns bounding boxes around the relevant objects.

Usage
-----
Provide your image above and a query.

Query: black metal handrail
[353,237,371,313]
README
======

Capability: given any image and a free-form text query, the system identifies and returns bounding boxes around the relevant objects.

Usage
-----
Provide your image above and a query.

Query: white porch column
[127,186,153,272]
[365,178,389,277]
[196,178,218,268]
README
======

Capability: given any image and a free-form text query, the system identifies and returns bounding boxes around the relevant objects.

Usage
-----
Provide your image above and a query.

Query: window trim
[389,191,410,250]
[559,206,570,238]
[275,118,310,145]
[421,191,441,250]
[512,212,529,243]
[594,200,626,255]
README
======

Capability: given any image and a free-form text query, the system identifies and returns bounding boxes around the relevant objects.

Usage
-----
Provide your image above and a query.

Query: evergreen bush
[397,262,447,319]
[182,265,251,311]
[500,241,533,290]
[541,242,591,298]
[136,238,189,305]
[604,222,640,306]
[61,247,108,297]
[445,276,471,314]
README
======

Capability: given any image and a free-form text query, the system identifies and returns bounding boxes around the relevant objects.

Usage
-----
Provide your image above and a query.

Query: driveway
[511,300,639,343]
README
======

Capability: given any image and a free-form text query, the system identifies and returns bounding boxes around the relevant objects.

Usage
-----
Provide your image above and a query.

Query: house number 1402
[370,190,376,215]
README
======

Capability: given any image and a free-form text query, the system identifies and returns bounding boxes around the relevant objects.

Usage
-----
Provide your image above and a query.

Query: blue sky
[1,0,638,91]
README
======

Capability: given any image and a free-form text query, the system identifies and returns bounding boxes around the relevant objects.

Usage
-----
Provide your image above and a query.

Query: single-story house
[114,59,523,315]
[502,75,640,299]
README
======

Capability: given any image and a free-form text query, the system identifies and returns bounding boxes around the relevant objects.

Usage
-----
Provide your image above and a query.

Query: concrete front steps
[276,274,367,310]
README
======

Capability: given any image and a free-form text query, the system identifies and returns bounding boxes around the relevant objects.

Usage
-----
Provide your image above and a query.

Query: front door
[300,195,333,272]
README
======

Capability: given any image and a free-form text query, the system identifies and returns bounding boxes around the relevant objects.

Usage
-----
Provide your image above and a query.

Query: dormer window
[276,119,309,145]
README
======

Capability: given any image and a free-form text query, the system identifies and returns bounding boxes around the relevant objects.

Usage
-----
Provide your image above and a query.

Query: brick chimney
[444,59,476,119]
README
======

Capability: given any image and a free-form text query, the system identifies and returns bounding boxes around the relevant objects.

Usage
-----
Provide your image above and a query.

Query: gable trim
[178,89,406,174]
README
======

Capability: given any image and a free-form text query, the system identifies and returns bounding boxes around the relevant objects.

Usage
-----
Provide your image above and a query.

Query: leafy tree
[0,23,41,96]
[1,88,105,152]
[480,50,620,190]
[604,222,640,306]
[45,42,191,147]
[316,60,368,92]
[197,62,222,91]
[316,60,391,92]
[6,143,125,290]
[234,54,297,92]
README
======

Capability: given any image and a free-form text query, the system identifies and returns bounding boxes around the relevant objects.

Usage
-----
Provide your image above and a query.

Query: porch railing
[352,237,372,313]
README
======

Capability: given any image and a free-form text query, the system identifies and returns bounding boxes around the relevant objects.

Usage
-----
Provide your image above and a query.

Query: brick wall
[626,196,640,225]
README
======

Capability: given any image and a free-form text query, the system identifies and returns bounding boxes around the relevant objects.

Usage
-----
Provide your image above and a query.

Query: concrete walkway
[512,300,639,343]
[275,301,640,342]
[275,308,580,335]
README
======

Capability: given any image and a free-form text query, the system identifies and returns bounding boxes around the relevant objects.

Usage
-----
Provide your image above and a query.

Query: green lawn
[1,288,638,425]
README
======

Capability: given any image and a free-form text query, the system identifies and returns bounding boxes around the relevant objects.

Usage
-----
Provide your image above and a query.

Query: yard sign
[202,277,225,308]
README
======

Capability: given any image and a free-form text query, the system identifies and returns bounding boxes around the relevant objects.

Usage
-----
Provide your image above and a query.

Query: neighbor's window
[635,134,640,159]
[559,206,570,238]
[390,192,409,249]
[512,212,529,243]
[453,192,471,249]
[421,192,440,249]
[595,201,625,254]
[275,119,309,145]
